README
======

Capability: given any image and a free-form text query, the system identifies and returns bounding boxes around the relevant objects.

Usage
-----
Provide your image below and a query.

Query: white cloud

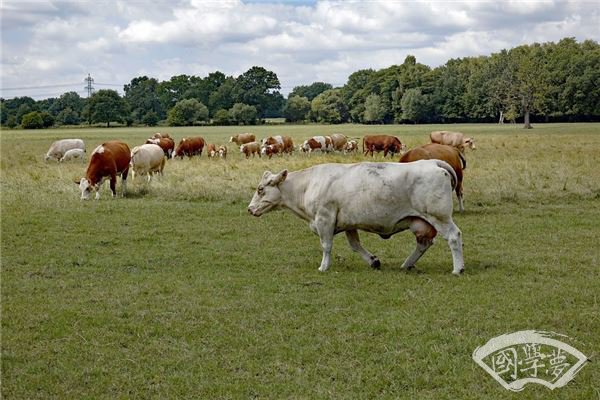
[1,0,599,99]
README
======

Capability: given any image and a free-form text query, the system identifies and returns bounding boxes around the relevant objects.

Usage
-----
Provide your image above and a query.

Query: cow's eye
[257,186,264,194]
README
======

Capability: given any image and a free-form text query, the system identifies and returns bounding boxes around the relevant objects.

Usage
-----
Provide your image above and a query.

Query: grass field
[1,123,599,399]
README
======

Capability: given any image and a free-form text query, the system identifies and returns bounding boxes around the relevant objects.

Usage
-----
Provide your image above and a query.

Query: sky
[1,0,599,100]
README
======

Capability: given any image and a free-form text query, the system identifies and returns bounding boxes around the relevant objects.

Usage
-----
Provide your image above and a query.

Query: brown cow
[230,133,256,146]
[363,135,406,157]
[344,139,358,154]
[146,137,175,158]
[207,144,218,158]
[174,137,205,159]
[399,143,466,212]
[75,140,130,200]
[262,135,294,154]
[430,131,475,153]
[330,133,348,151]
[240,142,261,158]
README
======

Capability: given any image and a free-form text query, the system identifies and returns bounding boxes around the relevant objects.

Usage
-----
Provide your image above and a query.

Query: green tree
[167,99,209,126]
[49,92,84,116]
[88,90,128,127]
[289,82,333,101]
[208,77,236,116]
[229,103,257,125]
[400,88,430,123]
[363,94,386,123]
[56,107,80,125]
[21,111,44,129]
[283,96,311,122]
[6,115,17,128]
[212,109,231,125]
[142,111,159,126]
[124,76,164,123]
[233,66,282,118]
[40,112,54,128]
[310,89,349,124]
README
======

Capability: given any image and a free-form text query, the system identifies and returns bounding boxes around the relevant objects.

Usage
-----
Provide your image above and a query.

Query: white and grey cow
[130,143,166,182]
[248,160,464,274]
[45,139,85,161]
[59,148,86,162]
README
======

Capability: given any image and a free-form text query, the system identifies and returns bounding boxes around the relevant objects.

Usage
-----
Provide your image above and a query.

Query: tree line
[1,38,598,129]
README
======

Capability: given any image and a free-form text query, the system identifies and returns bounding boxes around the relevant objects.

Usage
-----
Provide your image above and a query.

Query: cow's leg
[429,218,464,275]
[312,214,335,272]
[345,230,380,269]
[121,168,129,197]
[457,185,464,213]
[401,218,437,270]
[109,174,117,198]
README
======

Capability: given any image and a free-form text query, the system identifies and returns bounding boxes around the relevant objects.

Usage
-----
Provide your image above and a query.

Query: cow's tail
[131,146,142,164]
[362,136,365,153]
[435,160,457,190]
[458,151,467,170]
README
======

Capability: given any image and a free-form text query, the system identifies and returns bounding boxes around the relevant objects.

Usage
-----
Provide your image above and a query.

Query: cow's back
[88,141,130,178]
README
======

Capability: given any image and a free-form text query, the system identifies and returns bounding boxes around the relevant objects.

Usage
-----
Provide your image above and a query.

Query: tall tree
[289,82,333,101]
[88,90,128,127]
[283,96,311,122]
[311,89,348,124]
[233,66,282,118]
[124,76,164,123]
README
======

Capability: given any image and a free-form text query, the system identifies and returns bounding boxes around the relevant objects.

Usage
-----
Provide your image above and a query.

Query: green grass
[1,123,599,399]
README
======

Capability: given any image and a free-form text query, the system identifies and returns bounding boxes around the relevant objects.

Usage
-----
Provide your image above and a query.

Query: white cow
[248,160,464,274]
[45,139,85,161]
[130,144,166,182]
[59,148,86,162]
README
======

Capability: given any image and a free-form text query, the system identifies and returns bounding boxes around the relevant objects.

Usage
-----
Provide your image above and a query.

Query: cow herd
[46,129,477,274]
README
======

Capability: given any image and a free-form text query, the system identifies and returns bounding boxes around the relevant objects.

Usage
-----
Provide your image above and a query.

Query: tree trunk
[498,110,504,124]
[107,121,110,128]
[523,109,531,129]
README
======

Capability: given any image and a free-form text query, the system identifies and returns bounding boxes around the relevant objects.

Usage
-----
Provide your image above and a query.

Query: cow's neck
[279,172,311,222]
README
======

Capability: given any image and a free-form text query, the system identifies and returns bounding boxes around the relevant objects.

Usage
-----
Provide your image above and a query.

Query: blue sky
[1,0,599,100]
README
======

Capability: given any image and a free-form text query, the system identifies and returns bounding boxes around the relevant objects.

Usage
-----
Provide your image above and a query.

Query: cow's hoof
[404,265,415,271]
[452,268,465,276]
[370,258,381,269]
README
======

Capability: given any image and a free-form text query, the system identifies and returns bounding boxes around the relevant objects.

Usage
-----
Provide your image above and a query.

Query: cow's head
[248,170,288,217]
[75,177,97,200]
[229,136,235,143]
[464,138,476,150]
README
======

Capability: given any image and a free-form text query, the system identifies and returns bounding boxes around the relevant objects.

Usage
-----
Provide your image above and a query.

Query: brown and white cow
[230,133,256,146]
[330,133,348,151]
[207,144,218,158]
[75,140,130,200]
[430,131,475,153]
[261,135,294,154]
[130,144,166,182]
[240,142,261,158]
[218,145,228,159]
[400,143,466,212]
[152,132,172,140]
[300,136,333,153]
[344,139,359,154]
[146,137,175,158]
[263,143,284,159]
[362,135,405,157]
[174,137,205,159]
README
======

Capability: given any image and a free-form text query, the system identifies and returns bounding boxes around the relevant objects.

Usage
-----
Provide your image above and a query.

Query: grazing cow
[146,137,175,158]
[400,144,466,212]
[330,133,348,151]
[240,141,261,158]
[174,137,205,159]
[45,139,85,161]
[59,148,86,162]
[261,135,294,154]
[344,139,359,154]
[430,131,475,153]
[207,144,218,158]
[248,160,464,275]
[363,135,406,157]
[152,132,172,140]
[218,145,228,159]
[300,136,333,153]
[130,144,166,182]
[262,143,284,159]
[230,133,256,146]
[75,141,130,200]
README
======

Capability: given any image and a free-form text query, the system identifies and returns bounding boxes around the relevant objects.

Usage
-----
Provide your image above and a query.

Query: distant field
[1,123,599,398]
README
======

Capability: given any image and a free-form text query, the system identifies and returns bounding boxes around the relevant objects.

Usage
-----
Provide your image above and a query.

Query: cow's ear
[262,170,272,179]
[274,169,288,185]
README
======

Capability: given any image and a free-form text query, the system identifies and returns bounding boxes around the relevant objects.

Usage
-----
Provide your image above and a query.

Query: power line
[1,83,81,91]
